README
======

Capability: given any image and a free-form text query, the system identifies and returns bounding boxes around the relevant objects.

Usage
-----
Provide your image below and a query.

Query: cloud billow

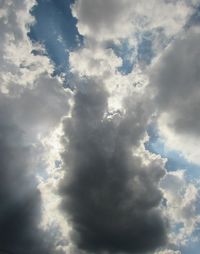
[2,0,199,253]
[60,81,167,253]
[0,99,52,254]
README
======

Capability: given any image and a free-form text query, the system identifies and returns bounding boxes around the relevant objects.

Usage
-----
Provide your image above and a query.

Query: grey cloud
[72,0,193,44]
[0,0,72,252]
[0,96,52,254]
[6,77,71,136]
[0,131,49,254]
[0,0,24,43]
[71,0,132,40]
[0,0,30,61]
[60,80,167,254]
[0,78,70,253]
[150,29,200,136]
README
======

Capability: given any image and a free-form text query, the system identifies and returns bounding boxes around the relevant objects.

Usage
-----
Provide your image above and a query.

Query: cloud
[0,0,54,94]
[1,0,200,254]
[0,55,70,254]
[0,0,71,253]
[150,27,200,164]
[71,0,133,41]
[160,170,200,245]
[59,79,167,253]
[0,91,61,254]
[156,250,181,254]
[72,0,192,42]
[59,3,200,253]
[69,47,122,78]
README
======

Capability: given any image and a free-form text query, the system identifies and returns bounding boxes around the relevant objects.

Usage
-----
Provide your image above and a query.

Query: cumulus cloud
[160,170,200,246]
[71,0,193,42]
[59,79,167,254]
[0,97,52,254]
[57,2,200,253]
[69,47,122,78]
[0,0,71,253]
[1,0,200,254]
[0,0,54,94]
[150,27,200,164]
[150,27,200,240]
[0,78,71,253]
[161,170,200,249]
[71,0,133,41]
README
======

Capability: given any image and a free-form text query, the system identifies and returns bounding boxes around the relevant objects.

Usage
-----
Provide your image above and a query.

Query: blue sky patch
[109,32,155,75]
[181,231,200,254]
[186,5,200,29]
[110,39,136,75]
[28,0,83,78]
[145,125,200,180]
[137,32,154,65]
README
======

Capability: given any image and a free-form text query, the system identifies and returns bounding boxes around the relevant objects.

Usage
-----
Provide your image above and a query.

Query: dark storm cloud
[0,124,50,254]
[60,80,167,254]
[0,81,70,254]
[0,106,51,254]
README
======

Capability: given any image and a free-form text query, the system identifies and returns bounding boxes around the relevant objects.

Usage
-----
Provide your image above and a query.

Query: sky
[0,0,200,253]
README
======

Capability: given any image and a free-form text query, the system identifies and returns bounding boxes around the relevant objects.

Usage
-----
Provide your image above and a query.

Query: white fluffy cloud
[72,0,193,42]
[0,0,54,94]
[161,170,200,245]
[156,250,181,254]
[69,46,122,77]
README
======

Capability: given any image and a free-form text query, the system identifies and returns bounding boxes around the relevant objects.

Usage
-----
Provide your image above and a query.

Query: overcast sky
[0,0,200,253]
